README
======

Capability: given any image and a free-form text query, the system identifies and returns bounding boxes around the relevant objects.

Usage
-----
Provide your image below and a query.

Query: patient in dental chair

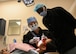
[9,43,38,54]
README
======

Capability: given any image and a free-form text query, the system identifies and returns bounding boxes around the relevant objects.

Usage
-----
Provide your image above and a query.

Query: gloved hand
[29,37,40,44]
[37,40,46,51]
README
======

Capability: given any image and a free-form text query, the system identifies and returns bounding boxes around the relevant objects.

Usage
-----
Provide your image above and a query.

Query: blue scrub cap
[27,17,37,24]
[34,4,45,12]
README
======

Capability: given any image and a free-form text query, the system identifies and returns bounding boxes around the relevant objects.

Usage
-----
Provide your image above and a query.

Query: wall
[69,0,76,17]
[0,0,76,50]
[0,36,6,51]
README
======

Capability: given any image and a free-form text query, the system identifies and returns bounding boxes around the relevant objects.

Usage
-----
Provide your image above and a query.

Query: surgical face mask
[40,7,47,17]
[40,10,47,17]
[29,23,38,31]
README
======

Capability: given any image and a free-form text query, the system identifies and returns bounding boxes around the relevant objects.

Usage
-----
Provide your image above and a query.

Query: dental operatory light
[23,0,34,7]
[22,0,35,7]
[18,0,34,7]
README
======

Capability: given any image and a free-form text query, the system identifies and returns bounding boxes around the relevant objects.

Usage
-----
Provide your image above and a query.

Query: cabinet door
[0,19,6,36]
